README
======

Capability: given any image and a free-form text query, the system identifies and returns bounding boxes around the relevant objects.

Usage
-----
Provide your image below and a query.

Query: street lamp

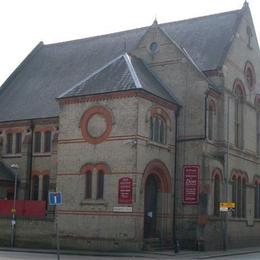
[10,163,19,248]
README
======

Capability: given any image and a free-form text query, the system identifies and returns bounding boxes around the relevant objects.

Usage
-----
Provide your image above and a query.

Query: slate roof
[59,53,178,104]
[0,8,244,122]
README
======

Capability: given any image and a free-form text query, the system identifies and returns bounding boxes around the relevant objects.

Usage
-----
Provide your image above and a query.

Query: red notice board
[183,165,200,204]
[118,177,132,204]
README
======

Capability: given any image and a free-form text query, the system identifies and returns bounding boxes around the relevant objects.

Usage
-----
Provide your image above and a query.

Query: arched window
[96,170,104,199]
[85,171,92,199]
[244,62,256,91]
[232,172,247,218]
[149,115,166,144]
[208,100,216,141]
[233,83,244,149]
[247,26,253,49]
[32,175,39,200]
[42,175,50,205]
[255,179,260,219]
[212,169,222,216]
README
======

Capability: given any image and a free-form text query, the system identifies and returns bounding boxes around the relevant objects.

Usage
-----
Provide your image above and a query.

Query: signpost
[49,192,62,260]
[183,165,200,204]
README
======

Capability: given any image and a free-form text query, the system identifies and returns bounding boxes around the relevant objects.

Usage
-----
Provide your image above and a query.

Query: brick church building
[0,2,260,251]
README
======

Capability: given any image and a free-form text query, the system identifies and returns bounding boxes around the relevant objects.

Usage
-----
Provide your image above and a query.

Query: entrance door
[144,174,158,238]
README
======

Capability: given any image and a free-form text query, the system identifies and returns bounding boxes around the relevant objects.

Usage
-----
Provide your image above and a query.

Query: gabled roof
[0,7,244,122]
[59,53,179,104]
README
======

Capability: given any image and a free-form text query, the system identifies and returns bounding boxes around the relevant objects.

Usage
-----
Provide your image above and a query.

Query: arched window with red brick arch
[212,168,222,216]
[231,171,248,218]
[147,106,171,145]
[208,99,216,141]
[81,163,110,200]
[233,80,245,149]
[254,177,260,219]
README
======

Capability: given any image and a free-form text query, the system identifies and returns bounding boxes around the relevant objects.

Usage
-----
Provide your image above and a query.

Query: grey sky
[0,0,259,86]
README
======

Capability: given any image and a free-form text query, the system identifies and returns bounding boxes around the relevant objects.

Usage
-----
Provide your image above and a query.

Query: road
[0,251,260,259]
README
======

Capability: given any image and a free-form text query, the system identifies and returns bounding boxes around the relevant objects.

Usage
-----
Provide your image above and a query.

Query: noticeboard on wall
[118,177,132,204]
[183,165,200,204]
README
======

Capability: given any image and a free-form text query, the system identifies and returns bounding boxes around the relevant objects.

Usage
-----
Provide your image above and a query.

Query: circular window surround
[148,42,159,54]
[80,106,112,144]
[244,61,256,91]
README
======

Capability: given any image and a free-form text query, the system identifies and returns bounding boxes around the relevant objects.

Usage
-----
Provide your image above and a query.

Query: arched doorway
[144,174,159,238]
[141,160,172,240]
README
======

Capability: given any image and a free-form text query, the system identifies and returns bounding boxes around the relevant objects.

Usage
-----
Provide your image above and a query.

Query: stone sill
[33,153,52,157]
[146,140,170,151]
[2,154,22,158]
[80,199,107,206]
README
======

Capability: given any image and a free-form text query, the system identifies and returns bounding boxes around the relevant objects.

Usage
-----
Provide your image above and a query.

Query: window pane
[85,171,92,199]
[242,179,246,218]
[32,175,39,200]
[208,106,214,140]
[232,176,237,217]
[237,177,241,217]
[154,117,159,142]
[6,133,13,154]
[42,175,50,203]
[149,117,154,140]
[34,132,41,153]
[44,131,51,153]
[159,119,165,144]
[15,133,22,154]
[213,175,220,216]
[96,170,104,199]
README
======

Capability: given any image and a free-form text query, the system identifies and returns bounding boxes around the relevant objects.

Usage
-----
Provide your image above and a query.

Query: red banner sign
[118,177,132,204]
[183,165,200,204]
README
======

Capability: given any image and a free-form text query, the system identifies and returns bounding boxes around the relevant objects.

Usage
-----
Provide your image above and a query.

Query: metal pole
[10,164,18,248]
[56,208,60,260]
[223,96,230,251]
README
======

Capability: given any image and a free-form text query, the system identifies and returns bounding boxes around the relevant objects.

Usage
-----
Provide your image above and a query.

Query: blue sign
[49,192,62,205]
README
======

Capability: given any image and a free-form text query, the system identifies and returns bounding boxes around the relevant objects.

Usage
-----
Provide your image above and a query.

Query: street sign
[220,202,235,209]
[49,192,62,206]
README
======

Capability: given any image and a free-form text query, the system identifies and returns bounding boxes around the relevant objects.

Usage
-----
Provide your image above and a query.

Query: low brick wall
[0,216,55,248]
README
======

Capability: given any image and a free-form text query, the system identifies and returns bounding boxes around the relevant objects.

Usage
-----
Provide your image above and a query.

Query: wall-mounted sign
[113,207,133,213]
[183,165,200,204]
[118,177,132,204]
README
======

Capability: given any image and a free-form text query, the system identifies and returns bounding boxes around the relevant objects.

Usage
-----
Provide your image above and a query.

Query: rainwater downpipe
[27,121,34,199]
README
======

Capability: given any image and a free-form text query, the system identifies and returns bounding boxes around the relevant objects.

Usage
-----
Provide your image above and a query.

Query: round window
[149,42,159,54]
[80,106,112,144]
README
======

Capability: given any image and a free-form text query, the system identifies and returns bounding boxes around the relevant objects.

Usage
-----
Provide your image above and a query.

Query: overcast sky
[0,0,259,86]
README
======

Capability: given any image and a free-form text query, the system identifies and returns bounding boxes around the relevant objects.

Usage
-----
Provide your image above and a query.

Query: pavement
[1,246,260,259]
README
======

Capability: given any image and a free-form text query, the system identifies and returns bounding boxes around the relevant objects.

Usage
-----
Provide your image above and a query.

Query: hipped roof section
[0,7,245,122]
[58,53,179,105]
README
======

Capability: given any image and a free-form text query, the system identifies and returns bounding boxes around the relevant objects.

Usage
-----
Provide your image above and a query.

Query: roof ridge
[123,54,142,89]
[0,42,44,94]
[162,9,241,26]
[44,9,242,48]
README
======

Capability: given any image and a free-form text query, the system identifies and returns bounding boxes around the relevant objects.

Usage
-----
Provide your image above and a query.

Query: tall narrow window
[208,100,216,141]
[149,115,166,144]
[257,112,260,155]
[42,175,50,204]
[15,133,22,154]
[96,170,104,199]
[85,171,92,199]
[232,173,247,218]
[32,175,40,200]
[34,132,41,153]
[6,133,13,154]
[213,174,220,216]
[44,131,51,153]
[255,180,260,219]
[234,85,244,149]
